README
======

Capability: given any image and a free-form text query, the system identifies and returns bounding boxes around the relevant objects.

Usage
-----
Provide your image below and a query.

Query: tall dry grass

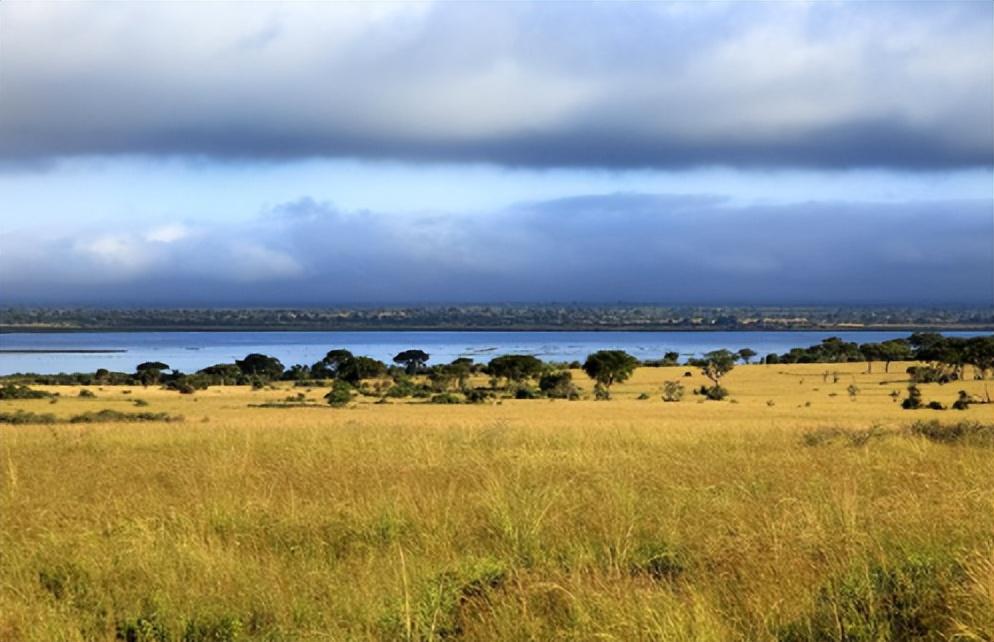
[1,363,992,640]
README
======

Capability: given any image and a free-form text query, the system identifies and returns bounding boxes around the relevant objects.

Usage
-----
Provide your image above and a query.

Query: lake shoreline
[3,324,993,334]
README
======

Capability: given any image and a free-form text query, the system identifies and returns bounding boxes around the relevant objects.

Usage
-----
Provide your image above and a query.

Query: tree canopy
[582,350,639,387]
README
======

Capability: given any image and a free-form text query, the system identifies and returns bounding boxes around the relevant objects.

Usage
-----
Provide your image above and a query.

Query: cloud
[2,194,990,305]
[0,2,990,170]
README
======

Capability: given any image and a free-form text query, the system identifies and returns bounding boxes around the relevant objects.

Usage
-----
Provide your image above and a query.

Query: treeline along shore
[2,305,992,332]
[3,332,992,411]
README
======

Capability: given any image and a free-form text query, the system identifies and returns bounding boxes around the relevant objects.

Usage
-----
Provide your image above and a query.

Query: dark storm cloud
[2,194,990,305]
[0,1,990,170]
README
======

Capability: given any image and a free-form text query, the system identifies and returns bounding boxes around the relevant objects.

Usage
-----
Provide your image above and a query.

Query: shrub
[951,390,973,411]
[513,386,540,400]
[698,385,728,401]
[636,392,650,400]
[0,384,52,399]
[0,410,57,425]
[462,388,493,404]
[325,380,354,408]
[908,420,994,446]
[661,380,685,402]
[538,371,579,399]
[77,389,96,398]
[926,401,945,411]
[430,393,461,404]
[68,410,180,423]
[901,385,923,410]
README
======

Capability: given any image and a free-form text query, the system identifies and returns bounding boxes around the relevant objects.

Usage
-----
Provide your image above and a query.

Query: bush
[661,380,685,402]
[951,390,973,411]
[926,401,945,410]
[901,385,923,410]
[77,389,96,398]
[0,410,57,425]
[908,420,994,446]
[430,393,462,404]
[325,380,354,408]
[0,384,52,399]
[68,410,180,424]
[462,388,493,404]
[698,385,728,401]
[514,386,540,400]
[538,371,579,399]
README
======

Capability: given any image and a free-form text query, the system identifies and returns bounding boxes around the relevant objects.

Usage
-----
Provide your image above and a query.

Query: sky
[0,1,991,306]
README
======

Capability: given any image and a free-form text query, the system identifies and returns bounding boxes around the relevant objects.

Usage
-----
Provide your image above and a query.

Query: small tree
[878,339,912,374]
[235,353,284,380]
[847,384,859,401]
[662,351,680,366]
[487,355,544,389]
[736,348,757,365]
[859,342,883,373]
[313,349,354,379]
[582,350,639,399]
[693,350,735,387]
[393,350,430,375]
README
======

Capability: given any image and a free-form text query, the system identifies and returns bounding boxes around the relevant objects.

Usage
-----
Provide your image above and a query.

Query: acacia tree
[313,349,354,379]
[859,342,884,373]
[487,355,544,389]
[135,361,170,386]
[582,350,639,399]
[338,356,387,385]
[736,348,757,364]
[235,353,284,380]
[691,349,736,399]
[878,339,912,373]
[394,349,430,375]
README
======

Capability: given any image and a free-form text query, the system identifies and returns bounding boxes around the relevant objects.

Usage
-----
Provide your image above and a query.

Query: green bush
[0,410,57,425]
[698,385,728,401]
[0,383,52,399]
[325,380,354,407]
[430,392,462,404]
[901,385,923,410]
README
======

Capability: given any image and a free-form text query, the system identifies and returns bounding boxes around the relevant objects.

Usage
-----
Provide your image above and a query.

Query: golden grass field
[1,362,992,641]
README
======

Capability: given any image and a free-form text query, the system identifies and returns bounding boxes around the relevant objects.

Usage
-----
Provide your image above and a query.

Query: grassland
[1,363,992,641]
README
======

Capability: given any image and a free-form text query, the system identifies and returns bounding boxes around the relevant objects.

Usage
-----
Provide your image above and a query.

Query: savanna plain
[1,363,992,641]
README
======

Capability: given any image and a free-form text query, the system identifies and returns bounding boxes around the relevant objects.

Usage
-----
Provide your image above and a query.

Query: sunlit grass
[1,363,992,640]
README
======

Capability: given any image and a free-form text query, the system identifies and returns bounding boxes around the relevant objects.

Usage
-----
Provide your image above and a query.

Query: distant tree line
[2,332,990,406]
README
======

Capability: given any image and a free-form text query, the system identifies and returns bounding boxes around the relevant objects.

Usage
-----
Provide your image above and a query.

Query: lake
[0,330,989,375]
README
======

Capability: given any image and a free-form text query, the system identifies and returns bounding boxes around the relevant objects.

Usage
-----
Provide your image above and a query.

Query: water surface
[2,330,988,375]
